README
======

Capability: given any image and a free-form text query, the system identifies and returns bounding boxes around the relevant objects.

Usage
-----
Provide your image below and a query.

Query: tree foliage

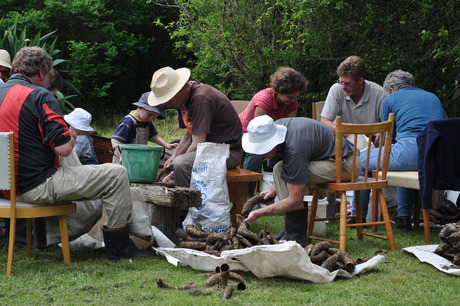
[1,0,179,118]
[155,0,460,116]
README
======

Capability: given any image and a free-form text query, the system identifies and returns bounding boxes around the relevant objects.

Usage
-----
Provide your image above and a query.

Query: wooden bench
[227,168,263,226]
[378,171,430,243]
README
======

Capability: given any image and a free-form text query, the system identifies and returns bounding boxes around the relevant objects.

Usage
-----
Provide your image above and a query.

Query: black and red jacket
[0,74,71,197]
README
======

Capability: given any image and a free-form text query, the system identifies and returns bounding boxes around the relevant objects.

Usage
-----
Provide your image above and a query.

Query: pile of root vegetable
[157,263,246,300]
[429,199,460,225]
[177,217,278,257]
[304,241,366,273]
[434,222,460,268]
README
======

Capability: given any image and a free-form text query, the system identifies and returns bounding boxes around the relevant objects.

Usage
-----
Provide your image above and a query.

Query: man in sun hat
[0,49,12,83]
[242,115,361,245]
[148,66,243,188]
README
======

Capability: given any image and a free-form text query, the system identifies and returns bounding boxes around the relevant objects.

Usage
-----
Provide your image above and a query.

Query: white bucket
[304,196,328,237]
[445,190,460,204]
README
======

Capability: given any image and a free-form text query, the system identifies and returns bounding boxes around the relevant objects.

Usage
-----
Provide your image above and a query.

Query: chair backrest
[312,101,325,121]
[334,113,394,184]
[0,132,16,210]
[230,100,250,115]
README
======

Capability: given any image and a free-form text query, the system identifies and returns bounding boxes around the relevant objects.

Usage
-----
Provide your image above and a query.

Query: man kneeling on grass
[242,115,361,245]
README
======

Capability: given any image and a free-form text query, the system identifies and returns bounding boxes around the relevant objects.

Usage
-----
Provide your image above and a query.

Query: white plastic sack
[347,134,375,153]
[402,245,460,276]
[155,241,385,283]
[183,142,231,233]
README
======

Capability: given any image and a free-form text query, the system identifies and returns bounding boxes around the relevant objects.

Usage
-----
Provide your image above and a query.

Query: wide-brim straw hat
[242,115,287,155]
[64,108,94,132]
[148,66,191,106]
[0,49,12,69]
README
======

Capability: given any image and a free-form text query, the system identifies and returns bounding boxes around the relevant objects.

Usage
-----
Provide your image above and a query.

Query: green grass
[1,218,459,305]
[2,113,458,304]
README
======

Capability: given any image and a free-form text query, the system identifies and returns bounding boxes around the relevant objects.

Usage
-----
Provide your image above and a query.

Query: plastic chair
[307,114,396,251]
[0,132,76,276]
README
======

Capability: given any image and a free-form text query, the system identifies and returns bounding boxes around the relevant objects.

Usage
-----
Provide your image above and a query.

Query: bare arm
[54,137,75,157]
[320,116,336,131]
[244,182,306,225]
[185,133,207,154]
[163,131,192,169]
[151,135,179,150]
[254,105,268,117]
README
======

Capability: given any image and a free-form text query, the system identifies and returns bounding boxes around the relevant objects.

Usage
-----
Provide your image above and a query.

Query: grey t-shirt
[321,80,386,124]
[269,117,354,184]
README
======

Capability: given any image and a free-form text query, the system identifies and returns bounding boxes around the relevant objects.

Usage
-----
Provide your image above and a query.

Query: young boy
[111,92,177,164]
[64,108,99,165]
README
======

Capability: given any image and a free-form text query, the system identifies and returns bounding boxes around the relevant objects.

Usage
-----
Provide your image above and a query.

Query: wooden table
[226,168,263,226]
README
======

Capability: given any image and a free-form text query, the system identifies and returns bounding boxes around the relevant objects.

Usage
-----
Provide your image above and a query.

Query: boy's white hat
[64,108,94,131]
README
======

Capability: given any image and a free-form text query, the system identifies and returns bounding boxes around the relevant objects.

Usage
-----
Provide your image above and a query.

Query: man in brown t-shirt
[148,66,243,187]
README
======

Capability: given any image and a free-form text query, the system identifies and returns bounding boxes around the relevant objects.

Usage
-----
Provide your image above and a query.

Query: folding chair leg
[307,188,320,244]
[26,219,33,257]
[6,217,17,276]
[339,192,348,251]
[378,190,396,250]
[422,209,431,243]
[58,215,72,263]
[354,191,363,240]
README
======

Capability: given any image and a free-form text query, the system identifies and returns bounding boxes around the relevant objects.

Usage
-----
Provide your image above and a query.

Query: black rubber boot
[102,224,154,260]
[284,207,309,246]
[396,216,412,232]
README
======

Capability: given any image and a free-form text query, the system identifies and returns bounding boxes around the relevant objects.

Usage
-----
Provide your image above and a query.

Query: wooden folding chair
[0,132,76,276]
[307,114,396,251]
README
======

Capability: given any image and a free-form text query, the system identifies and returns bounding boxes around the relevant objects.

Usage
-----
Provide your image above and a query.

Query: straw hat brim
[148,67,191,106]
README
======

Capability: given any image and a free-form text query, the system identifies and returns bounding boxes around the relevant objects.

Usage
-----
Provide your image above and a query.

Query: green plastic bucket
[119,144,163,183]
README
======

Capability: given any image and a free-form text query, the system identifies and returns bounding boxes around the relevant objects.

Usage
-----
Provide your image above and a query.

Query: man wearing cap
[148,67,243,188]
[0,49,12,83]
[111,91,177,164]
[0,46,153,260]
[242,115,361,245]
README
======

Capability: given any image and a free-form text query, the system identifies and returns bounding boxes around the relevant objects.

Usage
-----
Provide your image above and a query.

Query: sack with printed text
[182,142,231,233]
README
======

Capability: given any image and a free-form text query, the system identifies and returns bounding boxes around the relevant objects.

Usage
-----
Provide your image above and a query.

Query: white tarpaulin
[402,245,460,276]
[155,241,385,283]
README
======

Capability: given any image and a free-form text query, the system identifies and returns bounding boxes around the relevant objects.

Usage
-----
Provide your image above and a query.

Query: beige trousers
[273,154,361,201]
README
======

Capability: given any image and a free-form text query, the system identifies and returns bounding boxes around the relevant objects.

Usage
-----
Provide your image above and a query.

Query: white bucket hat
[64,108,94,132]
[242,115,287,155]
[148,66,191,106]
[0,49,12,69]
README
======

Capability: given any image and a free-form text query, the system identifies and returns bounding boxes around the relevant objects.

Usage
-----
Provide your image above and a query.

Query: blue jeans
[352,137,419,218]
[243,153,265,199]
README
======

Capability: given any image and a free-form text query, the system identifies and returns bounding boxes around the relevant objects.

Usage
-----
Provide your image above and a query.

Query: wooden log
[131,184,201,207]
[131,184,201,244]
